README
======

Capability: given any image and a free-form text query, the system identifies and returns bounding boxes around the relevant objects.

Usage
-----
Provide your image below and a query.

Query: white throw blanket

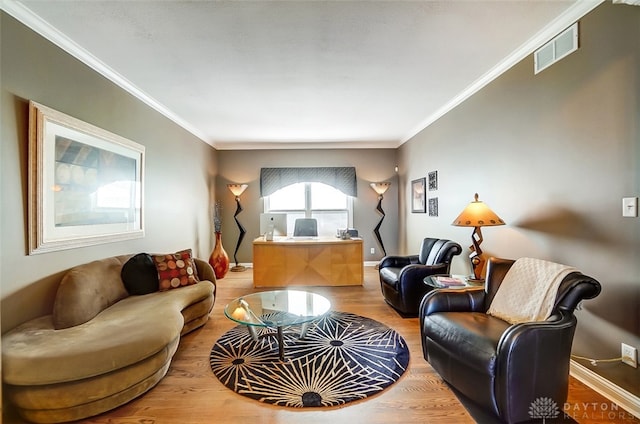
[487,257,577,324]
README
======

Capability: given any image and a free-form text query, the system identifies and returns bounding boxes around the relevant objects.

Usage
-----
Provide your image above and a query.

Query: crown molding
[1,0,212,146]
[2,0,606,150]
[401,0,605,145]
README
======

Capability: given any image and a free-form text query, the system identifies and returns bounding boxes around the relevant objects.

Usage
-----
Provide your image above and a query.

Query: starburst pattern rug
[209,311,410,407]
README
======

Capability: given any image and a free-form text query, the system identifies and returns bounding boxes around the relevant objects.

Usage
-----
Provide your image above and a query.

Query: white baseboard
[570,360,639,419]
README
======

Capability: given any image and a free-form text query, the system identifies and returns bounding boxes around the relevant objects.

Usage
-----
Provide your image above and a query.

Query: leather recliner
[379,237,462,315]
[419,257,601,423]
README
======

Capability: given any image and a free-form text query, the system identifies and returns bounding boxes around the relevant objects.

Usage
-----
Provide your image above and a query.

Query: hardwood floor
[5,267,637,423]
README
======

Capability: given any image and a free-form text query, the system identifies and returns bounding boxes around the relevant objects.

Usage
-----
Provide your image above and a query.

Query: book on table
[434,276,466,287]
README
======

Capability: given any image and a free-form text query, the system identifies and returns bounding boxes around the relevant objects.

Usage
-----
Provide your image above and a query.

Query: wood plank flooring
[4,267,637,423]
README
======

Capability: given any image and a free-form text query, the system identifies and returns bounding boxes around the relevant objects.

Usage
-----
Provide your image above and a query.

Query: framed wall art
[428,170,438,191]
[28,101,145,254]
[411,177,426,213]
[428,197,439,217]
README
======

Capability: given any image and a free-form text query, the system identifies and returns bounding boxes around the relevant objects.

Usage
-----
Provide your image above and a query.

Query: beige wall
[0,13,218,332]
[216,149,398,266]
[398,2,639,395]
[1,0,638,402]
[0,13,399,336]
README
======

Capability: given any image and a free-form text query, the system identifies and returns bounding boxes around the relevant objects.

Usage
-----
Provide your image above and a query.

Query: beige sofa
[2,254,216,423]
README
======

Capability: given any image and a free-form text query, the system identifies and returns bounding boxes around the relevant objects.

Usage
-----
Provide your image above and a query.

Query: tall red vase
[209,231,229,279]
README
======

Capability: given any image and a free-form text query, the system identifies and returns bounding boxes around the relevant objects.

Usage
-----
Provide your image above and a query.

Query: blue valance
[260,167,357,197]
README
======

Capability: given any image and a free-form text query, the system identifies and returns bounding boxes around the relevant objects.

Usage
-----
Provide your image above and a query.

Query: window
[265,182,352,236]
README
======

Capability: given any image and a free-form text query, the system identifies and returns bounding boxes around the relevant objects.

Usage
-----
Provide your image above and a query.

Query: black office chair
[293,218,318,237]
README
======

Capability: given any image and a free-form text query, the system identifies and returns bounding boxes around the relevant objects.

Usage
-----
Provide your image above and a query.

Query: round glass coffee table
[224,290,331,361]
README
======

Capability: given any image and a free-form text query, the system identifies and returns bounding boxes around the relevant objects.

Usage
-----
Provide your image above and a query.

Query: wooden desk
[252,237,363,287]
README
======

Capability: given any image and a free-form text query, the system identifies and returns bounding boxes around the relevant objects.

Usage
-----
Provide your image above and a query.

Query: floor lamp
[370,182,391,261]
[452,193,505,282]
[228,184,248,272]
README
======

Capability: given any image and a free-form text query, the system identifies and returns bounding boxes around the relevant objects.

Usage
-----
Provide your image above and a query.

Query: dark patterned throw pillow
[121,253,160,295]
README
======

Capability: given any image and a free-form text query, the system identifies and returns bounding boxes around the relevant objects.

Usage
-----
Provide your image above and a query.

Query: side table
[424,274,483,289]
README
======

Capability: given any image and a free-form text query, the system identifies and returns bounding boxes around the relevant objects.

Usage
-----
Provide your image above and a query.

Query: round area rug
[209,311,409,407]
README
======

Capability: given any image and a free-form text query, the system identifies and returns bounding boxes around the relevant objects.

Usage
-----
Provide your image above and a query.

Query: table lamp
[452,193,505,282]
[227,183,248,272]
[370,182,391,258]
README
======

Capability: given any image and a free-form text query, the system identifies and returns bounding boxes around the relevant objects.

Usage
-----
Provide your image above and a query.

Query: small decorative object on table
[434,275,466,287]
[424,274,476,289]
[209,200,229,279]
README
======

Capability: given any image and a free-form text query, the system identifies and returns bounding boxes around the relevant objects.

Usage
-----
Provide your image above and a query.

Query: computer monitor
[259,213,288,237]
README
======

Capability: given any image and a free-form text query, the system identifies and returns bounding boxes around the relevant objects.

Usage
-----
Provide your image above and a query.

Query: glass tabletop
[224,290,331,328]
[424,274,483,288]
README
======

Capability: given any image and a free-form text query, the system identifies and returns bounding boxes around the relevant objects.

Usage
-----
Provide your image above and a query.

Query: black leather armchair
[419,257,601,423]
[379,238,462,315]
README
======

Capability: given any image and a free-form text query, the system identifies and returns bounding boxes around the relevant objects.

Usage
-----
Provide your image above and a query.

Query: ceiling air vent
[534,22,578,74]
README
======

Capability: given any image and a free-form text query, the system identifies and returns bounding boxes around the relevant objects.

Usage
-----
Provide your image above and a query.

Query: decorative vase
[209,231,229,279]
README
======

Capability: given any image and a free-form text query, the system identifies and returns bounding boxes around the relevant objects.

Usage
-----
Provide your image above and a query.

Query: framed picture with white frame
[28,101,145,254]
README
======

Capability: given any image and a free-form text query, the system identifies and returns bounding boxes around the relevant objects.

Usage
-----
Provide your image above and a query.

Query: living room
[1,1,638,422]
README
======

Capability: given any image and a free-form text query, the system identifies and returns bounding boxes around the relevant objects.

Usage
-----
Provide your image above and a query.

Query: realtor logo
[529,397,561,423]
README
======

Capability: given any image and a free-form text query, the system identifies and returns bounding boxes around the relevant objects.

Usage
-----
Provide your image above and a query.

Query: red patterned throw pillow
[153,249,200,291]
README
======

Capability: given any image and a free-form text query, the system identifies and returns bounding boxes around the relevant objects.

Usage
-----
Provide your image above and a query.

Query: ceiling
[4,1,603,150]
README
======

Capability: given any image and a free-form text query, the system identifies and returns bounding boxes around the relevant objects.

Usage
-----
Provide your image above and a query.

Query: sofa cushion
[53,256,131,330]
[5,337,179,410]
[423,311,510,375]
[153,249,200,291]
[121,253,159,295]
[2,280,215,386]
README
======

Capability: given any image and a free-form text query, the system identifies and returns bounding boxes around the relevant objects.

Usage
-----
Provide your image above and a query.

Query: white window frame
[264,182,353,234]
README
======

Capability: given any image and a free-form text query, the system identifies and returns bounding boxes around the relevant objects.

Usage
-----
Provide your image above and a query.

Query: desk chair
[293,218,318,237]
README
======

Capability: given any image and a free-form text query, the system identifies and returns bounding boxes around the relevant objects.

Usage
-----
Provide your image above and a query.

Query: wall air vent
[534,22,579,74]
